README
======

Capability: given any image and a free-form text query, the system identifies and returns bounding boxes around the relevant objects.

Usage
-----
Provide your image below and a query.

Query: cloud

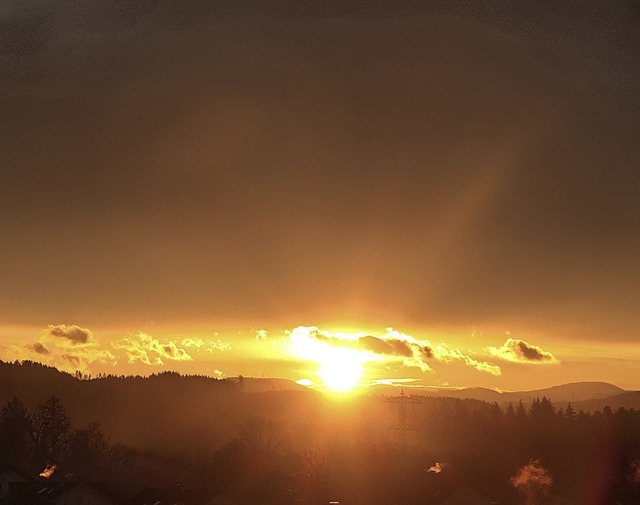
[489,338,558,364]
[62,354,81,366]
[181,337,231,353]
[113,332,192,365]
[181,338,204,349]
[290,326,434,372]
[289,326,500,375]
[255,329,269,341]
[367,378,419,387]
[46,324,93,345]
[27,342,49,354]
[10,325,116,373]
[358,335,414,357]
[433,345,502,376]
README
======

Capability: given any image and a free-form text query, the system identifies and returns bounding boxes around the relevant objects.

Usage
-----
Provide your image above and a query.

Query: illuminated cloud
[181,338,204,348]
[181,337,231,353]
[289,326,500,375]
[433,345,502,376]
[489,338,558,364]
[113,332,192,365]
[47,324,93,345]
[9,325,116,373]
[367,378,419,387]
[289,326,432,372]
[255,329,269,341]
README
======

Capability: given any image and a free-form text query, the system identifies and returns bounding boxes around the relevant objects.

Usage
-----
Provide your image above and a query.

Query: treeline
[3,393,640,505]
[412,395,640,504]
[0,360,248,453]
[0,395,323,504]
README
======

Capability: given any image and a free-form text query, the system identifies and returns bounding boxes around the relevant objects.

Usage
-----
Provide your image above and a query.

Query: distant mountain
[238,377,310,393]
[500,381,626,404]
[366,381,627,406]
[572,391,640,413]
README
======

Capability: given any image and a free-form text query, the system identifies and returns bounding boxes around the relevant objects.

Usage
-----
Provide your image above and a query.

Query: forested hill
[0,360,315,451]
[0,360,637,453]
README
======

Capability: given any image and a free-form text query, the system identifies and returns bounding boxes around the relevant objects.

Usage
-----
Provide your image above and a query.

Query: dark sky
[2,0,639,345]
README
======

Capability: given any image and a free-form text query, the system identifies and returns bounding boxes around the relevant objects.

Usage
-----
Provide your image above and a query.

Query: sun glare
[289,327,368,393]
[318,348,364,393]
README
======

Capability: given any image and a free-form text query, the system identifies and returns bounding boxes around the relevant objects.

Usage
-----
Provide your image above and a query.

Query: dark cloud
[421,346,434,359]
[47,324,93,345]
[27,342,49,355]
[61,354,81,366]
[517,341,548,361]
[303,331,427,359]
[358,335,413,357]
[489,338,557,364]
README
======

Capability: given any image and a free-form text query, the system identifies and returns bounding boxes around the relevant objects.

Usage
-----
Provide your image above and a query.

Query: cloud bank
[4,324,238,374]
[289,326,501,375]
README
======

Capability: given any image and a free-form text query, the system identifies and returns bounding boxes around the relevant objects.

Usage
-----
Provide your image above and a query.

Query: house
[431,484,498,505]
[36,482,120,505]
[126,486,220,505]
[0,464,31,499]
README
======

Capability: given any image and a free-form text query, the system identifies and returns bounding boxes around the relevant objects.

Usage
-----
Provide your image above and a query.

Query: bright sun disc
[289,327,367,393]
[318,349,363,393]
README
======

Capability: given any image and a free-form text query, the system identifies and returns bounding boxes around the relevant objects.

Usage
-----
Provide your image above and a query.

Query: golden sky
[2,321,640,392]
[1,2,639,391]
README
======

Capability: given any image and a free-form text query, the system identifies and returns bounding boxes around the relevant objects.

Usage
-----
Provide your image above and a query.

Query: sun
[289,327,367,393]
[317,348,364,393]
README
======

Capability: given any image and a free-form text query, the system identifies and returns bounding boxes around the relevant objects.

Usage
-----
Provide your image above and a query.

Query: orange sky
[1,2,639,391]
[2,321,640,392]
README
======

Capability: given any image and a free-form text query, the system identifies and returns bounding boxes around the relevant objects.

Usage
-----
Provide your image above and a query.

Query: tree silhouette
[0,396,33,469]
[529,397,556,422]
[67,422,109,481]
[563,403,577,422]
[238,417,288,458]
[32,396,71,467]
